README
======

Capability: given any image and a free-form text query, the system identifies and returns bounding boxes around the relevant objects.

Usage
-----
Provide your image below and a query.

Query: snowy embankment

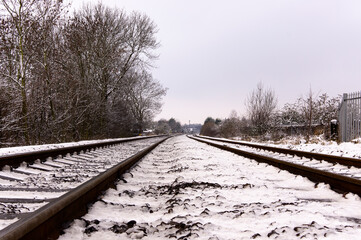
[59,135,361,239]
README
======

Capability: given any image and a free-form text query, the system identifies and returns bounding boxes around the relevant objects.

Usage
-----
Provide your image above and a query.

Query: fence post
[339,93,347,142]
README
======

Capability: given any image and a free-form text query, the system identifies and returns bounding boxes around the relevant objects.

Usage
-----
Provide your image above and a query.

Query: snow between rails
[59,135,361,239]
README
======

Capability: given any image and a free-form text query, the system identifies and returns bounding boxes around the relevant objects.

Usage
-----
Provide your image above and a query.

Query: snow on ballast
[59,135,361,240]
[0,136,165,231]
[196,135,361,180]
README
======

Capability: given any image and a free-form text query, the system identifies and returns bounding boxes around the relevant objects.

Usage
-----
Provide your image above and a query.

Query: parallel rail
[0,135,164,169]
[0,137,169,240]
[189,135,361,197]
[2,134,359,239]
[196,135,361,168]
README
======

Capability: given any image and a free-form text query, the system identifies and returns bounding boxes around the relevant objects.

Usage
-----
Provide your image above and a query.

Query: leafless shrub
[246,82,277,136]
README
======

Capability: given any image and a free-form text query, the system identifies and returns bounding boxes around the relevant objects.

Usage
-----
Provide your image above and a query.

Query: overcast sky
[71,0,361,124]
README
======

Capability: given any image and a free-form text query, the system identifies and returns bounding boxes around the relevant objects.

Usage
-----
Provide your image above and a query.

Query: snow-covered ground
[275,141,361,159]
[59,135,361,239]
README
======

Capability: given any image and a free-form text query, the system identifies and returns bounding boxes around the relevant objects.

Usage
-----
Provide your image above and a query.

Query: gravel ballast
[59,135,361,239]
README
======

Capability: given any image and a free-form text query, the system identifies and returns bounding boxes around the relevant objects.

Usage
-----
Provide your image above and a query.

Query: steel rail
[0,135,165,169]
[189,135,361,197]
[196,135,361,168]
[0,136,170,240]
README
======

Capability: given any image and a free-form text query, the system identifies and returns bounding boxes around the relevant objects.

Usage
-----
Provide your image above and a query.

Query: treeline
[201,83,340,141]
[0,1,166,146]
[153,118,183,134]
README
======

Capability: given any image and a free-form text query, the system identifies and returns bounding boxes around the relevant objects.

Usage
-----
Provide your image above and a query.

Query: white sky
[70,0,361,124]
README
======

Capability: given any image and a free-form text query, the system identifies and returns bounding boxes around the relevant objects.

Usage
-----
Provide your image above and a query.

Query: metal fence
[338,91,361,142]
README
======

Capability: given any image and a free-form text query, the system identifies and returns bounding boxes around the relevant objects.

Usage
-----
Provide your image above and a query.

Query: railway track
[57,135,361,239]
[190,135,361,196]
[0,135,164,169]
[0,135,169,239]
[1,135,360,239]
[196,135,361,168]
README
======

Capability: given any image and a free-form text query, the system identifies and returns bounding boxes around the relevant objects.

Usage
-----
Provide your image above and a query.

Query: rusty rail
[0,137,170,240]
[0,135,165,169]
[189,135,361,197]
[196,135,361,168]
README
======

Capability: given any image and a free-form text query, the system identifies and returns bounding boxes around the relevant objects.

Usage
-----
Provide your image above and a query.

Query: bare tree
[123,69,167,133]
[0,1,165,145]
[298,90,340,140]
[155,119,171,134]
[200,117,220,137]
[28,1,67,143]
[62,3,160,137]
[281,102,303,125]
[168,118,182,133]
[246,82,277,135]
[298,88,318,141]
[278,89,341,139]
[315,93,341,138]
[0,0,38,143]
[0,0,66,144]
[220,110,241,138]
